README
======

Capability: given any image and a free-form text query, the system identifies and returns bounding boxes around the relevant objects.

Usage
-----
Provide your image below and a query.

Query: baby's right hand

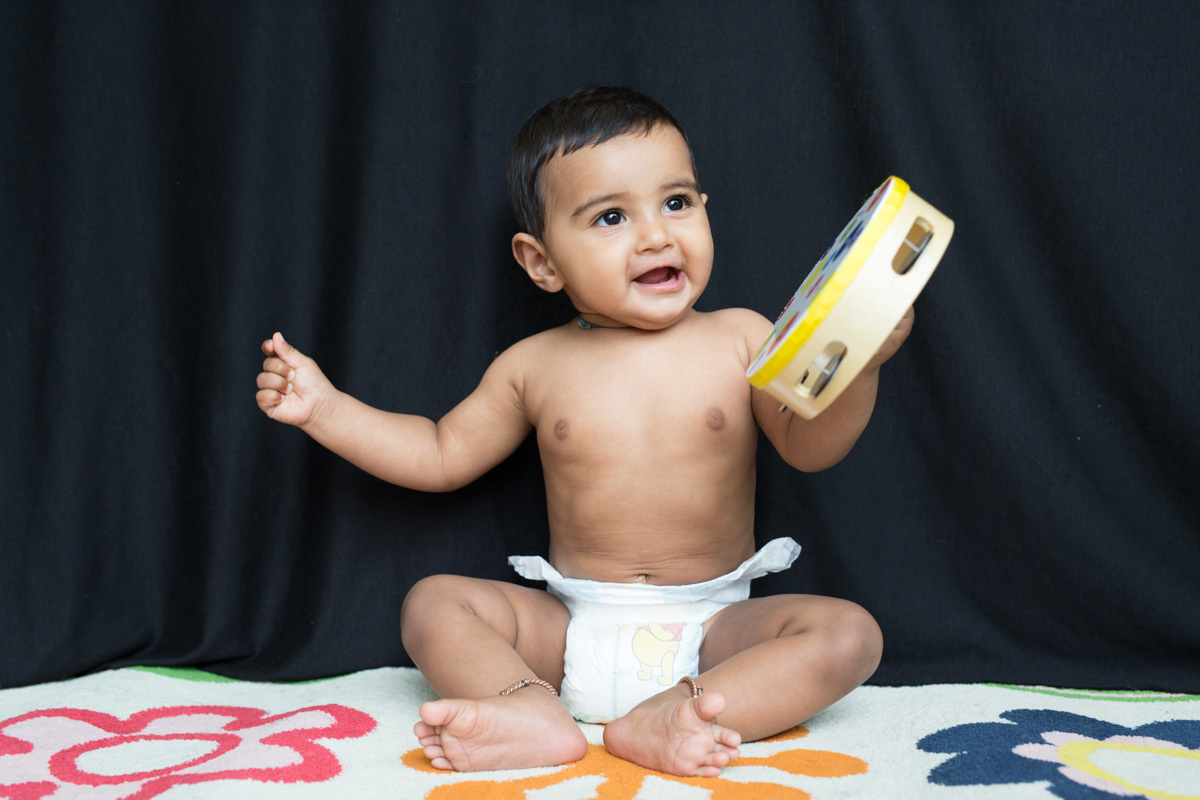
[255,332,333,428]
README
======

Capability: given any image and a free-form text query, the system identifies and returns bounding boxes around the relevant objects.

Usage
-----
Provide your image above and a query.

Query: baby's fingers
[256,387,281,410]
[271,331,307,368]
[257,369,292,395]
[261,331,305,363]
[260,355,296,381]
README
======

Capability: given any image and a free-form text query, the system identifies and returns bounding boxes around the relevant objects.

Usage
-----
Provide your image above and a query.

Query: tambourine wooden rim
[747,177,909,388]
[746,176,953,418]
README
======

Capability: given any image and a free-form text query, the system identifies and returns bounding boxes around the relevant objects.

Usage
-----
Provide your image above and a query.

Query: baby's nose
[636,216,672,250]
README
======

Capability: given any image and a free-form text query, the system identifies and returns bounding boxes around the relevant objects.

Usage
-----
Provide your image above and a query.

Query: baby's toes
[715,742,740,760]
[714,726,742,750]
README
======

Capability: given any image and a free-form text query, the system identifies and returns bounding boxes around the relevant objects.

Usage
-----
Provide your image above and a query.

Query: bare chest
[527,335,757,456]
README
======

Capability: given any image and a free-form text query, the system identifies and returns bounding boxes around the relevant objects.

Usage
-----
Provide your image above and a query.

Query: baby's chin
[622,307,700,332]
[572,294,701,331]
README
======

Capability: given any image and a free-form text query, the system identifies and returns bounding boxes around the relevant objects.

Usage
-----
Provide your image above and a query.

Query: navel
[554,418,570,440]
[705,407,726,431]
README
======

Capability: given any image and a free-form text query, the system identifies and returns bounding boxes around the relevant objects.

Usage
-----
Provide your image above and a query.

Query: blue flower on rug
[917,709,1200,799]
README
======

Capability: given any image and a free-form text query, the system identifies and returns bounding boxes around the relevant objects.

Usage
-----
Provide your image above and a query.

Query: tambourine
[746,177,953,419]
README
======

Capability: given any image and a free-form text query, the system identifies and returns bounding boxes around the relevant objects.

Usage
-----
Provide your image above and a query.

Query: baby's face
[535,125,713,330]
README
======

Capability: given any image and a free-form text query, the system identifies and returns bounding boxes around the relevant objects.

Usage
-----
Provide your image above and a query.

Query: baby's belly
[547,526,757,586]
[539,434,760,584]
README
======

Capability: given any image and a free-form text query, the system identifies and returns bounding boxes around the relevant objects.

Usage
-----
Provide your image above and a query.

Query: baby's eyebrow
[663,179,702,195]
[571,192,628,220]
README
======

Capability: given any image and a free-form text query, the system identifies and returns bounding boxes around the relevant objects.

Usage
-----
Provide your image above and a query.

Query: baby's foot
[603,686,741,777]
[414,688,588,772]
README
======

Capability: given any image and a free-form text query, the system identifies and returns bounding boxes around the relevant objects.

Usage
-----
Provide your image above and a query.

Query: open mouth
[634,267,680,285]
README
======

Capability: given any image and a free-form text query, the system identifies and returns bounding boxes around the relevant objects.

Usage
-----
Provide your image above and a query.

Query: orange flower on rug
[402,725,867,799]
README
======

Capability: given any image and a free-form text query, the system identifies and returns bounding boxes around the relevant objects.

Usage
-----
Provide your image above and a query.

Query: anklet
[678,675,704,697]
[500,678,559,697]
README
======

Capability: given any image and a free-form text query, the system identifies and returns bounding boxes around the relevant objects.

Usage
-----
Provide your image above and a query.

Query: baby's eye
[596,210,625,227]
[664,195,692,212]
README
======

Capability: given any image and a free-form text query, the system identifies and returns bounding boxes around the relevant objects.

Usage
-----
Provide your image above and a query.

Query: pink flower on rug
[0,704,375,799]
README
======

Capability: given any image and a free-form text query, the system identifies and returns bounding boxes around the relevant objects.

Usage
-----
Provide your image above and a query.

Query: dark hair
[507,86,695,239]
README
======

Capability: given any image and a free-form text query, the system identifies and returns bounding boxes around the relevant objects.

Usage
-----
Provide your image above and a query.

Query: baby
[255,86,912,777]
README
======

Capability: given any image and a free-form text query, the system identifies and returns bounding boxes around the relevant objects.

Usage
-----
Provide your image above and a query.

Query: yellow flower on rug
[402,725,867,799]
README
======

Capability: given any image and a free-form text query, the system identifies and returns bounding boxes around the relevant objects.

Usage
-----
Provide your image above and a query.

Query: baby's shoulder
[682,308,774,368]
[698,307,774,347]
[503,321,575,356]
[488,322,576,375]
[703,306,773,331]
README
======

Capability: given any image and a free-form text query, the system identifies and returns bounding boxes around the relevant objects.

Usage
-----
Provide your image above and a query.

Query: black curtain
[3,1,1198,690]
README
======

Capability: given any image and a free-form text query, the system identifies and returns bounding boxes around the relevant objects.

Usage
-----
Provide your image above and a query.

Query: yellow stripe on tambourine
[747,178,909,389]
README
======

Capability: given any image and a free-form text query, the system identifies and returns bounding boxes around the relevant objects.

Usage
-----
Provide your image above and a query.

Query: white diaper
[509,537,800,723]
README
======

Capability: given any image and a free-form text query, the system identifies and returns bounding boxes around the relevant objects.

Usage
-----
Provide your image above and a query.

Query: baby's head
[508,87,696,241]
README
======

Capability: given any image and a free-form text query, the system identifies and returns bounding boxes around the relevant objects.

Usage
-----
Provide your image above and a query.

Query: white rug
[2,666,1198,799]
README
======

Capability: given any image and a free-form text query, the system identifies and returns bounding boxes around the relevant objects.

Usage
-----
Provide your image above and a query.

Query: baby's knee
[402,574,453,613]
[400,575,469,637]
[401,574,525,650]
[824,603,883,681]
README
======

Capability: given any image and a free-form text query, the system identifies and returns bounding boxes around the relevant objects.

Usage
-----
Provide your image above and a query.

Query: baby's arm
[750,307,914,472]
[256,332,531,492]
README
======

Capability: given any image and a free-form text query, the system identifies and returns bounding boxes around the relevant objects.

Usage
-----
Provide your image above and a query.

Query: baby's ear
[512,233,563,293]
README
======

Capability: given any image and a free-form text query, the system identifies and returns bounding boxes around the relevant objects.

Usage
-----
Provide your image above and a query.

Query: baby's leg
[696,594,882,741]
[400,574,587,771]
[603,594,880,775]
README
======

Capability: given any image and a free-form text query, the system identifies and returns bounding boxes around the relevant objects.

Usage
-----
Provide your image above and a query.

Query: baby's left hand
[865,306,915,371]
